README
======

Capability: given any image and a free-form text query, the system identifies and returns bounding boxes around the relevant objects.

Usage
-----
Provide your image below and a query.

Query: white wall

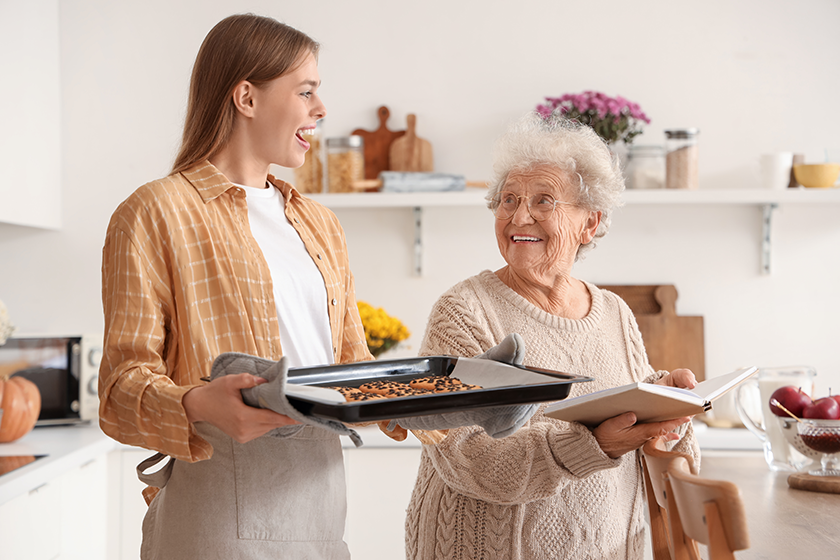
[1,0,839,393]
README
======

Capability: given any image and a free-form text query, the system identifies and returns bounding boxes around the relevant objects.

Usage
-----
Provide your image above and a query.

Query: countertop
[0,420,762,506]
[0,422,119,506]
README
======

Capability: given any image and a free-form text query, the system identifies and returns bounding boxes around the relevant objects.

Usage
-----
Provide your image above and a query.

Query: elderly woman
[404,113,700,560]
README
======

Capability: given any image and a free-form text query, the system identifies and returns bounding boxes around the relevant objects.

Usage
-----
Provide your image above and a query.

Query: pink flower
[535,90,651,144]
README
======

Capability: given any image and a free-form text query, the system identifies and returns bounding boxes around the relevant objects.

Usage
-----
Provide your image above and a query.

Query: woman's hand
[182,373,300,443]
[655,368,697,389]
[592,413,690,459]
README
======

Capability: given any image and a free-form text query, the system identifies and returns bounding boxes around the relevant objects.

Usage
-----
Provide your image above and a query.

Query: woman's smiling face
[494,164,599,282]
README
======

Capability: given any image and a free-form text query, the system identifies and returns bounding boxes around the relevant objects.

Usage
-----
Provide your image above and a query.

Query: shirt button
[317,254,322,260]
[331,298,337,305]
[294,218,299,224]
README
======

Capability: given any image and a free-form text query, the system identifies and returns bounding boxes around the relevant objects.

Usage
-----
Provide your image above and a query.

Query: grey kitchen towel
[210,353,364,447]
[389,333,540,439]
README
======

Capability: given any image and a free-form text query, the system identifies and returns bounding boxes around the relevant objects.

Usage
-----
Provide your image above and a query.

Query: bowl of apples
[769,385,840,469]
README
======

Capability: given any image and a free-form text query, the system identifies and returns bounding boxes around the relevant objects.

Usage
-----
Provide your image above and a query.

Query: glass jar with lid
[664,128,699,189]
[625,145,665,189]
[326,136,365,193]
[292,119,324,193]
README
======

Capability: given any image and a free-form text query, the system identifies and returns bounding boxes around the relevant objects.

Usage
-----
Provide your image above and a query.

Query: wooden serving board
[599,284,705,381]
[788,472,840,494]
[389,114,433,172]
[351,105,405,180]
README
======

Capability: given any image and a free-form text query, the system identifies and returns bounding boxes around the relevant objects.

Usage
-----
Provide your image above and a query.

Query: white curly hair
[486,111,625,260]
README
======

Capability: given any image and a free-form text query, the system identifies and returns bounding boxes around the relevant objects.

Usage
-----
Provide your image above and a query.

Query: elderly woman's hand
[592,413,690,459]
[655,368,697,390]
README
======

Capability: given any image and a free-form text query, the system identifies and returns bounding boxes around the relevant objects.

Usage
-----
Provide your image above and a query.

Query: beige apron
[137,422,350,560]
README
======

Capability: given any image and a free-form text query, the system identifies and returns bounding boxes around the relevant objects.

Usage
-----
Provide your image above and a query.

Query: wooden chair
[667,456,750,560]
[640,438,699,560]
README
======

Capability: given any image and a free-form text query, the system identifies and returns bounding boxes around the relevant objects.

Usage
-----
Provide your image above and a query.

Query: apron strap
[137,452,175,488]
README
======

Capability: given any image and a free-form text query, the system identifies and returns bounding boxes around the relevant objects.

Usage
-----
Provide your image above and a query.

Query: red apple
[803,397,840,420]
[769,386,813,418]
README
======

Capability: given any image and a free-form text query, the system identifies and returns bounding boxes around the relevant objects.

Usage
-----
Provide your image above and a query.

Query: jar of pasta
[293,120,324,193]
[326,136,365,193]
[664,129,699,189]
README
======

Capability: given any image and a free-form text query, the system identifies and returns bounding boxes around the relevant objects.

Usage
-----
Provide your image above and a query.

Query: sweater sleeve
[419,292,621,505]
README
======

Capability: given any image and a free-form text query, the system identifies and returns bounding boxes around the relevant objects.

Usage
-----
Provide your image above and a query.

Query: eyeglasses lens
[494,192,557,221]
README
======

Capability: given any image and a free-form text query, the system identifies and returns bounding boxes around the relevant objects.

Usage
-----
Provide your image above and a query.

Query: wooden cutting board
[599,284,706,381]
[351,105,405,180]
[788,473,840,494]
[389,114,433,172]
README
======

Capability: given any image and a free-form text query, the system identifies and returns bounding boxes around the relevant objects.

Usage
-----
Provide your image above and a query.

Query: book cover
[543,366,758,427]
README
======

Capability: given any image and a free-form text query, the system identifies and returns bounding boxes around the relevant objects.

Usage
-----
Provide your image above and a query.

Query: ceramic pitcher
[734,365,817,471]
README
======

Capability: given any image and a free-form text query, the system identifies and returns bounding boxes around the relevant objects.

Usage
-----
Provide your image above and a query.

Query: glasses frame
[491,191,577,222]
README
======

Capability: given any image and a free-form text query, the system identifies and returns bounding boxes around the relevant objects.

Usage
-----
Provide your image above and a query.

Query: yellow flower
[357,301,410,358]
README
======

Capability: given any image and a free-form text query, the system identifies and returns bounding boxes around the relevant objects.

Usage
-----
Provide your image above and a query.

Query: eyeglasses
[491,191,576,222]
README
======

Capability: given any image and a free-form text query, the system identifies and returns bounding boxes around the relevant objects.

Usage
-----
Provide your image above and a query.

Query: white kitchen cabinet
[0,453,107,560]
[0,0,62,229]
[58,454,108,560]
[107,447,152,560]
[0,477,61,560]
[344,446,423,560]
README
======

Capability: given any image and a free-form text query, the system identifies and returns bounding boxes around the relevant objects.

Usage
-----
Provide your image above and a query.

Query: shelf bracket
[761,203,778,275]
[413,206,423,276]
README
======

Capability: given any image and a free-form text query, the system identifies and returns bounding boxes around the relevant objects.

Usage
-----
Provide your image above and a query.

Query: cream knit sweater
[406,270,700,560]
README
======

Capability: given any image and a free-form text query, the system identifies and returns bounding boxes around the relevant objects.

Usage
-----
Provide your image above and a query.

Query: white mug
[735,365,816,471]
[759,152,794,190]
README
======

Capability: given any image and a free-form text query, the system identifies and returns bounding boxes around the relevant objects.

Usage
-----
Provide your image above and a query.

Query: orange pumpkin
[0,374,41,443]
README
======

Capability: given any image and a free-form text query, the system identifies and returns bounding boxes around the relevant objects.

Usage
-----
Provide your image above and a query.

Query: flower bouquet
[357,301,411,358]
[536,91,650,145]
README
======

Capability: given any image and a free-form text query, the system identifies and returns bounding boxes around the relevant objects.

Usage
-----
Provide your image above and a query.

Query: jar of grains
[293,119,324,193]
[664,128,699,189]
[624,145,666,189]
[326,136,365,193]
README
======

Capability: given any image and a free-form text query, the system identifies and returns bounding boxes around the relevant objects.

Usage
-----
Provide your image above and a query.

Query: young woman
[99,14,371,559]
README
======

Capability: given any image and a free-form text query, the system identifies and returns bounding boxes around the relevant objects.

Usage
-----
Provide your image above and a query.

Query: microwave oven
[0,334,102,426]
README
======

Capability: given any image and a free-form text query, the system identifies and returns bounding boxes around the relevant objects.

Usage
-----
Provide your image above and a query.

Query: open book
[543,366,758,427]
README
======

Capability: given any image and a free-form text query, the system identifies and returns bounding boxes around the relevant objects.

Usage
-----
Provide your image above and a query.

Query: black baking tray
[286,356,592,422]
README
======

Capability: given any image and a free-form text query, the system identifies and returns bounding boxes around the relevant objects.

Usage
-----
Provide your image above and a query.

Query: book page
[691,366,758,400]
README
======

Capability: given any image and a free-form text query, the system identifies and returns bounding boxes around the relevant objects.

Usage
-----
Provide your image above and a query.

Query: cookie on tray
[409,375,461,391]
[410,375,482,393]
[358,380,431,398]
[431,382,483,393]
[325,386,386,402]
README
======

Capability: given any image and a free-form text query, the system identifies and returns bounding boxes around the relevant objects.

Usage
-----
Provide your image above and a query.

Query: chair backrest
[667,456,750,560]
[640,439,699,560]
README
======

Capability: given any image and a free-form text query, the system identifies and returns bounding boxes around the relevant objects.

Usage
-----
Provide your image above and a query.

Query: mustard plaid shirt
[99,161,372,462]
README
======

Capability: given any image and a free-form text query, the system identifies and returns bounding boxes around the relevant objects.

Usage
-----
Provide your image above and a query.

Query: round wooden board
[787,472,840,494]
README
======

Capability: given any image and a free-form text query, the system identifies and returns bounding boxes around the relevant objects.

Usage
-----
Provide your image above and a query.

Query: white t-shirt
[239,183,334,368]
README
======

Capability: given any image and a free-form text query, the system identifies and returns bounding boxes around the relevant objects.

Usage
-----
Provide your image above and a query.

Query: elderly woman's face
[494,164,599,280]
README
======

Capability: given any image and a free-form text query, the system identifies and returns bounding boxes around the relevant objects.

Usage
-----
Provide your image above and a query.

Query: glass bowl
[796,419,840,476]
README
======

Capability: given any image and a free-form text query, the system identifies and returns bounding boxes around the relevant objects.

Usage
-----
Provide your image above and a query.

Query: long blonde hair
[172,14,319,174]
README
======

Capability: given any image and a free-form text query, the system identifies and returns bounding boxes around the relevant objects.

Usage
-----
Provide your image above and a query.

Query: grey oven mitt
[210,352,364,447]
[389,333,540,439]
